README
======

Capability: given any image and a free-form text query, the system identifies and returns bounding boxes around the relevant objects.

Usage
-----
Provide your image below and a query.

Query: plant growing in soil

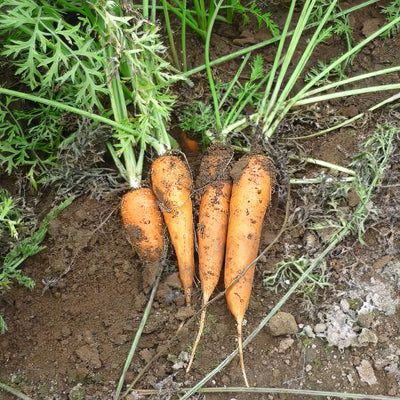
[180,0,400,391]
[0,196,73,333]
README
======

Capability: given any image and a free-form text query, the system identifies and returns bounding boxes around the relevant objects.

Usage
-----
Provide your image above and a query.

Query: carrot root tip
[186,307,207,373]
[237,322,249,387]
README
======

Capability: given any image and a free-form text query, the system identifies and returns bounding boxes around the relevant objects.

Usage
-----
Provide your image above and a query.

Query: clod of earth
[268,312,299,337]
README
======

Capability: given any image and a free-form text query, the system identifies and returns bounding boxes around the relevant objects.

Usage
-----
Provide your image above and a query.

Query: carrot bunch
[121,144,274,386]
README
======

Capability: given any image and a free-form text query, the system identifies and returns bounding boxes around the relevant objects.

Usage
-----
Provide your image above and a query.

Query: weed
[0,197,73,333]
[302,338,313,348]
[304,58,348,87]
[381,0,400,38]
[0,189,22,242]
[263,256,330,298]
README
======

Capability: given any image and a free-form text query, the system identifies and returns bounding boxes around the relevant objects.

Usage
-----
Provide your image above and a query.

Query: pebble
[164,272,182,289]
[268,312,298,336]
[75,345,102,369]
[175,307,195,321]
[314,323,327,334]
[278,337,294,353]
[340,299,350,313]
[304,325,315,338]
[305,364,312,372]
[358,328,378,346]
[221,375,230,386]
[356,360,377,386]
[358,312,374,328]
[111,334,128,345]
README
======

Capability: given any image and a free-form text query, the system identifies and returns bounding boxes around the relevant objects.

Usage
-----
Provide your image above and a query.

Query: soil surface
[2,2,400,400]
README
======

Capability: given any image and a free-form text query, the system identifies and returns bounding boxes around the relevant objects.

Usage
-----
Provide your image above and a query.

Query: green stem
[289,91,400,141]
[151,0,157,23]
[0,88,164,154]
[263,0,337,132]
[265,0,317,119]
[181,0,187,72]
[290,155,356,175]
[295,83,400,106]
[219,53,251,109]
[266,14,400,137]
[143,0,149,19]
[204,0,224,134]
[0,382,34,400]
[161,0,180,68]
[257,0,297,124]
[182,0,380,78]
[301,66,400,99]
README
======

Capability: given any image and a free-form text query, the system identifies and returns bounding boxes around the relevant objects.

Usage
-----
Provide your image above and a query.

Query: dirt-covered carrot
[121,188,165,262]
[186,144,233,373]
[224,154,273,387]
[151,155,195,305]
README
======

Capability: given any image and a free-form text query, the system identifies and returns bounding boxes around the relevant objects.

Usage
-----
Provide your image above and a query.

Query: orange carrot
[121,187,165,263]
[186,144,233,372]
[179,130,202,154]
[224,154,273,387]
[151,155,195,305]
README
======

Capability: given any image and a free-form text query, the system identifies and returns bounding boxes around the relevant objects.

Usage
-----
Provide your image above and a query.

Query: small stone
[164,272,182,289]
[305,364,312,372]
[362,18,382,37]
[139,348,154,363]
[172,361,185,370]
[75,345,102,369]
[340,299,350,313]
[268,312,298,336]
[358,328,378,346]
[356,360,377,386]
[373,255,391,271]
[314,323,327,334]
[304,325,315,338]
[347,373,355,385]
[175,307,195,321]
[111,334,128,345]
[278,337,294,353]
[221,375,230,386]
[83,330,94,345]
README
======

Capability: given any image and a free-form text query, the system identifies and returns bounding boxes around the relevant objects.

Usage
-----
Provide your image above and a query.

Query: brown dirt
[2,2,400,400]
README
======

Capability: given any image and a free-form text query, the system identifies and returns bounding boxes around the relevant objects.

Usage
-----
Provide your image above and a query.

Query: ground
[1,1,400,400]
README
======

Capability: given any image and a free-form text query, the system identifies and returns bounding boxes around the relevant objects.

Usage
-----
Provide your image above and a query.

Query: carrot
[151,155,195,305]
[224,154,273,387]
[121,188,165,263]
[179,130,202,154]
[186,144,233,373]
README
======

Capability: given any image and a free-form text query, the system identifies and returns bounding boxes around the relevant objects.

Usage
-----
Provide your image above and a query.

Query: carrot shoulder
[151,155,195,305]
[224,154,273,386]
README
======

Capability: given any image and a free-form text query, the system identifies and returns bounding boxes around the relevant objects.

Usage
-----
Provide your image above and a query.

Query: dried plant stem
[115,270,163,400]
[134,386,400,400]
